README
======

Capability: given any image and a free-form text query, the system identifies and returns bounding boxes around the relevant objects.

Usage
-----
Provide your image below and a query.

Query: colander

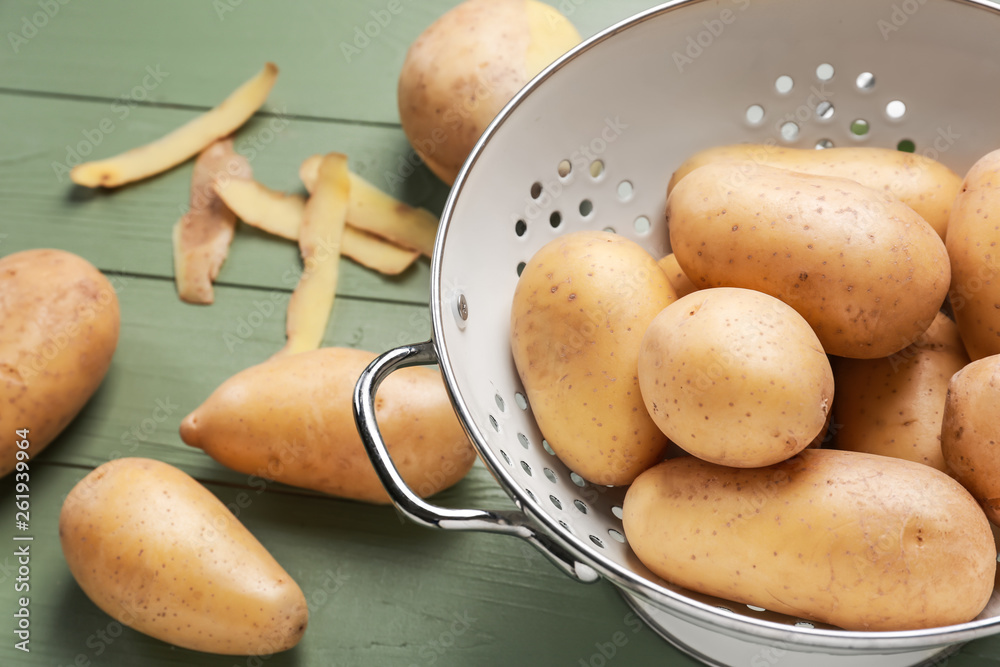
[353,0,1000,664]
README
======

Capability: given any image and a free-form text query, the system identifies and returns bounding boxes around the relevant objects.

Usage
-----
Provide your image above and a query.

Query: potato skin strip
[172,139,252,305]
[300,154,437,257]
[216,179,420,275]
[277,153,350,358]
[71,63,278,188]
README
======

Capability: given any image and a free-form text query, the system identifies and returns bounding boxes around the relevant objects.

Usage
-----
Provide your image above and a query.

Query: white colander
[354,0,1000,664]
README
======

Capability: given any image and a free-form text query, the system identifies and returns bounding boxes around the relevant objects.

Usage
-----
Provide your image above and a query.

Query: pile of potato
[510,144,1000,632]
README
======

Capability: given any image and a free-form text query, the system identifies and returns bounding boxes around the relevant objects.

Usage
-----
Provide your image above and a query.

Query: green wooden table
[1,1,999,665]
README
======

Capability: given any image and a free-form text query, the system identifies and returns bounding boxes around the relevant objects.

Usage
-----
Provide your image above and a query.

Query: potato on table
[181,347,476,504]
[833,312,968,472]
[667,162,950,358]
[638,287,833,468]
[0,249,120,476]
[623,449,996,631]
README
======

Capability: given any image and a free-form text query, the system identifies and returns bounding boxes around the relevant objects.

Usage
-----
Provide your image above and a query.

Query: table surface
[2,1,1000,666]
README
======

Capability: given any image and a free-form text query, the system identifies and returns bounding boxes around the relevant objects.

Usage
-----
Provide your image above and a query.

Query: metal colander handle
[353,340,600,584]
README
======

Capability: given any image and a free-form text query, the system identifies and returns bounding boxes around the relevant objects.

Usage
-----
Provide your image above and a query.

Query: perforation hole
[530,182,543,199]
[590,160,605,179]
[549,495,563,510]
[886,100,906,120]
[495,393,505,411]
[515,219,527,237]
[558,159,572,178]
[775,75,794,94]
[500,450,511,465]
[489,415,499,432]
[608,529,626,543]
[579,199,593,217]
[780,121,800,142]
[745,104,765,125]
[549,211,562,228]
[897,139,916,153]
[816,63,835,81]
[716,606,734,614]
[542,439,555,456]
[525,488,536,503]
[543,468,557,483]
[816,101,834,120]
[617,180,634,201]
[611,505,624,519]
[747,605,766,612]
[815,139,834,149]
[574,499,589,514]
[520,461,532,476]
[589,535,605,549]
[603,226,616,234]
[795,621,815,629]
[850,119,870,137]
[517,432,530,449]
[514,392,528,410]
[634,215,651,234]
[856,72,876,90]
[570,472,587,487]
[516,261,526,277]
[559,520,573,534]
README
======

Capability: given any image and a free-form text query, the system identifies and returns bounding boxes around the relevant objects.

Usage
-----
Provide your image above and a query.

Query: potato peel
[277,153,350,358]
[172,139,251,305]
[300,154,437,257]
[71,63,278,188]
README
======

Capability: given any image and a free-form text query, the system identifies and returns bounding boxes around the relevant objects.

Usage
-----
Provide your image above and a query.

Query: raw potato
[946,148,1000,360]
[60,458,308,654]
[71,63,278,188]
[0,249,120,477]
[667,144,962,239]
[667,162,951,358]
[173,139,251,304]
[300,154,438,257]
[833,312,968,472]
[180,347,476,504]
[638,288,833,468]
[214,178,420,275]
[623,449,996,631]
[398,0,580,185]
[278,153,350,358]
[510,230,677,485]
[656,253,697,298]
[941,354,1000,523]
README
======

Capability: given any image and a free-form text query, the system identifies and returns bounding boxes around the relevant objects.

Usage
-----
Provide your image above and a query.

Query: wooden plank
[0,0,649,124]
[0,92,445,303]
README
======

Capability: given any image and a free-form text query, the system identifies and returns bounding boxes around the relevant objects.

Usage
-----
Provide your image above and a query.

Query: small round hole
[579,200,593,217]
[500,450,511,465]
[617,180,634,200]
[574,499,588,514]
[559,520,572,534]
[611,505,623,519]
[897,139,916,153]
[633,215,651,234]
[557,159,572,178]
[570,472,586,487]
[517,433,530,449]
[589,535,605,549]
[815,139,834,149]
[516,261,526,276]
[886,100,906,120]
[515,219,527,237]
[816,63,835,81]
[856,72,876,90]
[590,160,605,179]
[549,495,563,510]
[745,104,765,125]
[549,211,562,228]
[795,621,815,629]
[543,468,557,483]
[775,75,794,94]
[520,461,532,476]
[747,605,767,612]
[780,121,800,142]
[514,392,528,410]
[489,414,499,432]
[816,101,834,120]
[850,119,870,137]
[602,226,616,234]
[542,439,555,456]
[715,606,733,614]
[530,182,542,199]
[525,488,536,502]
[608,529,625,543]
[495,394,505,411]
